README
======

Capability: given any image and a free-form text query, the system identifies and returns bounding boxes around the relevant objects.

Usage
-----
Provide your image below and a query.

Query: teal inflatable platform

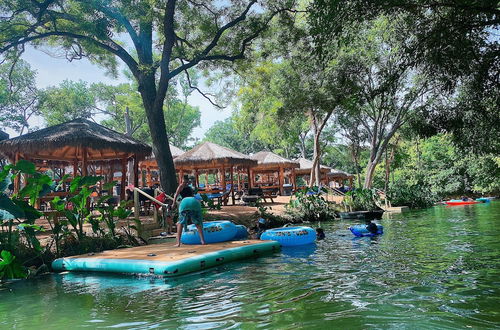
[52,241,280,277]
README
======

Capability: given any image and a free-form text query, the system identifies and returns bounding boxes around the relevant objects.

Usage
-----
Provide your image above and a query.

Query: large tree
[0,58,39,134]
[309,0,500,154]
[0,0,295,193]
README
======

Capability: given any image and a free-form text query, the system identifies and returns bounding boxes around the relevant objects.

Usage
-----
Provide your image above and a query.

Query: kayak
[445,200,481,205]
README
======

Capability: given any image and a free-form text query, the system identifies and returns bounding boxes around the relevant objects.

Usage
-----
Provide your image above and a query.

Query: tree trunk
[140,78,178,194]
[124,106,135,186]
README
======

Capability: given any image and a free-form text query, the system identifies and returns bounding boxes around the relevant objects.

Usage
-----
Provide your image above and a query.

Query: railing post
[153,188,158,224]
[134,188,140,220]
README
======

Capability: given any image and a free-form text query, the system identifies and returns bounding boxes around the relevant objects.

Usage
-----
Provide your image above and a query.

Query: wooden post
[279,166,284,195]
[134,188,140,220]
[13,153,20,194]
[291,168,296,191]
[133,154,139,187]
[246,167,252,189]
[194,169,199,188]
[221,166,226,190]
[230,167,235,205]
[73,159,78,178]
[146,167,152,187]
[120,157,127,201]
[82,147,88,176]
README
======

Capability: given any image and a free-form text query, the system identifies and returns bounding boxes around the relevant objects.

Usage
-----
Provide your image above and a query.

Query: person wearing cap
[173,174,206,247]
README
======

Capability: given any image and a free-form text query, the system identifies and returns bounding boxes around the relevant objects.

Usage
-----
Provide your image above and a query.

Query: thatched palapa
[0,118,152,161]
[174,142,257,169]
[250,151,299,170]
[294,158,331,175]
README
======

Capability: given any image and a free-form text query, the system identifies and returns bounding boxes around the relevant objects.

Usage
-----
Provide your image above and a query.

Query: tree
[96,81,201,148]
[0,0,295,193]
[0,59,39,134]
[203,117,268,154]
[235,62,310,158]
[38,80,97,126]
[310,0,500,154]
[332,18,432,188]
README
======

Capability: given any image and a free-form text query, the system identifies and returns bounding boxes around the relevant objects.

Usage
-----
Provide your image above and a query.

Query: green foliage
[0,58,39,134]
[0,250,26,280]
[38,80,96,126]
[203,117,268,154]
[342,189,381,212]
[286,187,337,222]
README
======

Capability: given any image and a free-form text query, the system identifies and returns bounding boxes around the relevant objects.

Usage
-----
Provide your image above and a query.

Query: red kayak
[445,200,481,206]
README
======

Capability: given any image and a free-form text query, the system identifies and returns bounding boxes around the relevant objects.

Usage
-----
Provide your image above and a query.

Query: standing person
[173,175,206,247]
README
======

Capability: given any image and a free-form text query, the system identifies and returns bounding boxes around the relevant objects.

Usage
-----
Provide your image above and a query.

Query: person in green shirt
[173,175,206,247]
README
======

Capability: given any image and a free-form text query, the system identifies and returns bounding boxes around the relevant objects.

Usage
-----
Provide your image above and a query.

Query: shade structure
[174,142,256,169]
[0,118,152,199]
[294,158,331,175]
[174,142,257,205]
[0,118,152,161]
[139,144,184,187]
[327,169,354,188]
[293,158,332,187]
[250,151,299,195]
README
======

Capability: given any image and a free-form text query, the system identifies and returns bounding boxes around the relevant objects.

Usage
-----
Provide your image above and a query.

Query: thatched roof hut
[174,142,257,169]
[250,151,299,170]
[294,158,331,175]
[249,151,299,194]
[0,118,152,162]
[327,169,354,179]
[139,144,185,187]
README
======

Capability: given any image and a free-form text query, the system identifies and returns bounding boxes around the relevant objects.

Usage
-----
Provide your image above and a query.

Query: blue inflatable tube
[233,225,249,240]
[349,224,383,237]
[181,221,237,245]
[260,226,316,246]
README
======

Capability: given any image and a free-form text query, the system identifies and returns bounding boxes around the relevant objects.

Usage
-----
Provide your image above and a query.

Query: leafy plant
[0,250,26,280]
[342,188,381,211]
[286,187,337,222]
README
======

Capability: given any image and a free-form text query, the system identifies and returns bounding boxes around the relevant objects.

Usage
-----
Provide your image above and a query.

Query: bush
[388,178,437,208]
[342,188,381,211]
[285,187,337,222]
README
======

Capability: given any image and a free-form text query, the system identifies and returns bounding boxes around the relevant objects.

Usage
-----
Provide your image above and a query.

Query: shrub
[285,187,337,222]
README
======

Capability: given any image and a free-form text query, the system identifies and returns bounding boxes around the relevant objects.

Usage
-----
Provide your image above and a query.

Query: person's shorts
[178,209,203,230]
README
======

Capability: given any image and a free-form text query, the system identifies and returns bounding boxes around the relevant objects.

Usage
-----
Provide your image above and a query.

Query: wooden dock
[52,240,280,277]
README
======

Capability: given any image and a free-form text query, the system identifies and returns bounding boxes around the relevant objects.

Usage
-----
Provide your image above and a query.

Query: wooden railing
[133,187,174,223]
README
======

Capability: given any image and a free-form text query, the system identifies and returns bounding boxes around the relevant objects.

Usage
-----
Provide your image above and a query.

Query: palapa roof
[140,144,185,168]
[174,142,257,169]
[0,118,152,162]
[327,169,354,179]
[250,151,299,171]
[295,158,332,175]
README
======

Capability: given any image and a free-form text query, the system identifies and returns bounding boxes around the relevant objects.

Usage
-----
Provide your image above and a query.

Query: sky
[8,46,233,140]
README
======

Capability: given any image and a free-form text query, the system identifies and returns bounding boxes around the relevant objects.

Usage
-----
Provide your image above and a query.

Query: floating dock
[52,240,280,277]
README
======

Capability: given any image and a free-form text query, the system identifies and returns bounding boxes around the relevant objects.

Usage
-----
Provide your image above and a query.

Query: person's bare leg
[175,223,183,247]
[195,224,206,245]
[167,216,173,234]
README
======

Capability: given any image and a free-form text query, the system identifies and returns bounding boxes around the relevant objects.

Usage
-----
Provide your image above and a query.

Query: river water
[1,202,499,329]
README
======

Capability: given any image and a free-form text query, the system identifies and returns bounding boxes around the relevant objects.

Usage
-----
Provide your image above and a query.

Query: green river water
[1,202,499,329]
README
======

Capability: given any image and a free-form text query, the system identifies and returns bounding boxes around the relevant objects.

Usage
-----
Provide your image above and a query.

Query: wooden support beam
[73,159,78,178]
[279,166,284,195]
[247,167,252,189]
[133,155,139,187]
[230,167,235,205]
[146,167,152,187]
[82,147,88,176]
[120,157,127,201]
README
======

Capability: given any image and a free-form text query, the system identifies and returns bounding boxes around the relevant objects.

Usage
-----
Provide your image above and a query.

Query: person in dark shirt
[316,228,326,240]
[365,219,379,234]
